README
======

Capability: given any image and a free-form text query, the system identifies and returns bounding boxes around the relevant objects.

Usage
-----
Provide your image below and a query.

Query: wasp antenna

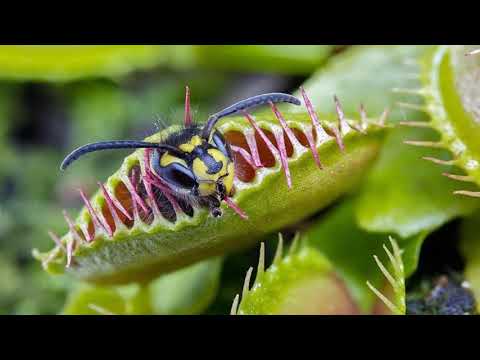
[202,93,301,139]
[60,141,185,171]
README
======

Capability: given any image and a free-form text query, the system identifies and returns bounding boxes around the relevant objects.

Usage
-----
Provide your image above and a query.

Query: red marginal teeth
[98,183,123,228]
[333,95,350,133]
[272,128,292,189]
[80,223,94,242]
[224,196,248,220]
[78,189,113,237]
[146,173,182,213]
[66,238,74,268]
[243,111,278,157]
[98,182,133,221]
[231,145,258,169]
[48,230,66,252]
[332,95,347,152]
[184,85,192,127]
[300,86,330,142]
[63,209,84,244]
[244,131,263,168]
[143,148,182,213]
[125,169,149,214]
[304,126,322,169]
[269,101,298,147]
[143,177,161,218]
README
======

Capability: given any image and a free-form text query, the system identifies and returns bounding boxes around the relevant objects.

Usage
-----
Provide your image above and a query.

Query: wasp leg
[199,195,222,217]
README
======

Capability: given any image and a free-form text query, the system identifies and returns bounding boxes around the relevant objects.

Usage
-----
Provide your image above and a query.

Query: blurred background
[0,45,342,314]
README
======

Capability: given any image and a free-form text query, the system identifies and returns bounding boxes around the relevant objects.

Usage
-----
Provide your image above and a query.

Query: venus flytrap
[34,89,387,286]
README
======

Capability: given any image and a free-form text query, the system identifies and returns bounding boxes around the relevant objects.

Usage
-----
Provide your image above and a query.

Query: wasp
[60,91,301,218]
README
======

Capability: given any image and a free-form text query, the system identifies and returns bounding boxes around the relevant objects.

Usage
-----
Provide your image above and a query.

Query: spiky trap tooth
[48,230,66,252]
[403,140,444,148]
[396,102,427,112]
[63,210,84,244]
[442,173,475,182]
[300,86,330,142]
[422,156,455,166]
[79,189,111,236]
[255,242,265,284]
[66,238,75,268]
[242,267,253,300]
[231,145,258,169]
[272,128,292,189]
[123,170,149,214]
[453,190,480,198]
[98,182,132,221]
[391,87,426,96]
[304,126,323,169]
[184,85,192,127]
[269,101,298,147]
[366,237,405,315]
[399,121,432,128]
[224,196,248,220]
[244,131,263,168]
[466,49,480,56]
[378,108,390,127]
[273,233,284,265]
[230,294,240,315]
[333,95,350,135]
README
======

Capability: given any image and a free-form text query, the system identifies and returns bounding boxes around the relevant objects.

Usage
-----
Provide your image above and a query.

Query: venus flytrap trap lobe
[231,234,360,315]
[232,233,406,315]
[34,86,387,285]
[400,45,480,198]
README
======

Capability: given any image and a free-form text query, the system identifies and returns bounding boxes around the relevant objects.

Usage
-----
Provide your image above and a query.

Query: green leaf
[355,126,480,238]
